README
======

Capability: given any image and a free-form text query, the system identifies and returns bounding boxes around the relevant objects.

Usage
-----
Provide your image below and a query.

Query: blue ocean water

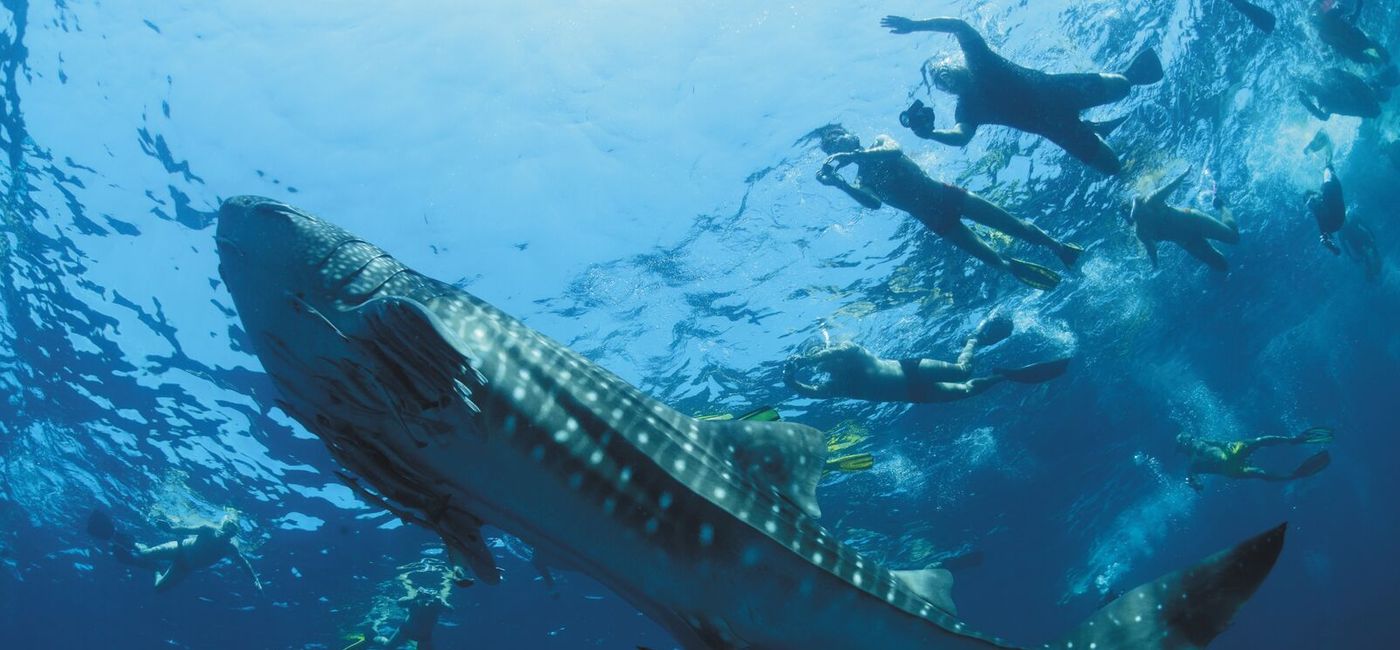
[2,0,1397,648]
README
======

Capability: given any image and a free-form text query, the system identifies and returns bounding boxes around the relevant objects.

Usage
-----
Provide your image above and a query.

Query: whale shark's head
[216,195,350,315]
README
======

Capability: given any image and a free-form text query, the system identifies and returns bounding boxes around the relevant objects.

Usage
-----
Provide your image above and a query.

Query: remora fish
[216,196,1284,649]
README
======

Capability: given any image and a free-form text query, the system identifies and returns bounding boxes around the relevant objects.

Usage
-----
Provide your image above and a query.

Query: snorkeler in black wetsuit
[1306,163,1347,255]
[1313,0,1390,65]
[1130,168,1240,272]
[816,126,1081,290]
[1177,429,1334,491]
[1298,67,1395,120]
[880,15,1163,175]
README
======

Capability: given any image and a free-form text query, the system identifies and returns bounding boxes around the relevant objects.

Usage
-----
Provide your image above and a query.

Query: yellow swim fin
[736,406,782,422]
[1007,258,1062,291]
[824,453,875,476]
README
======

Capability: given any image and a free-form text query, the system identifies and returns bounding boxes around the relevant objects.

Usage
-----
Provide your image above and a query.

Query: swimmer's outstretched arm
[1142,238,1159,267]
[1148,168,1192,205]
[881,16,993,61]
[816,164,882,209]
[235,546,263,592]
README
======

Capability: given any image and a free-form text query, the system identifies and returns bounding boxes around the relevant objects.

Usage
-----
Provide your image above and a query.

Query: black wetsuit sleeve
[943,20,995,69]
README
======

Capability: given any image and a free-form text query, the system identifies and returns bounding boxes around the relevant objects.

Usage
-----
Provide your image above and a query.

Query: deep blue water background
[2,1,1397,648]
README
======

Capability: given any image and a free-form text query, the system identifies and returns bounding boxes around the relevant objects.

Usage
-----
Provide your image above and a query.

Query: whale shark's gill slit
[314,237,373,272]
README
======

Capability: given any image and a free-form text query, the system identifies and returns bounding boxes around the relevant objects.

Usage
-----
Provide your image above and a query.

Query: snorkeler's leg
[1181,208,1239,244]
[132,540,181,563]
[962,194,1055,249]
[911,377,1005,403]
[1047,72,1132,110]
[154,562,191,591]
[1237,467,1293,482]
[1179,237,1229,272]
[937,220,1010,271]
[1046,125,1122,175]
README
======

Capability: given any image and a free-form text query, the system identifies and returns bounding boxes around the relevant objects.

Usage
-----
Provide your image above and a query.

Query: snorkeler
[1130,167,1240,272]
[1177,428,1334,491]
[343,561,455,650]
[1298,67,1395,120]
[817,126,1081,290]
[783,314,1070,403]
[880,15,1163,175]
[1313,0,1390,65]
[1306,163,1346,255]
[696,406,877,476]
[107,514,262,593]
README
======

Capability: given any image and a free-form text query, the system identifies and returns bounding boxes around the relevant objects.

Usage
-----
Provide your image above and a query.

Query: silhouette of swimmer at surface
[880,14,1163,174]
[1177,429,1334,491]
[1298,67,1396,120]
[785,315,1070,403]
[816,126,1081,290]
[1313,0,1390,65]
[90,511,262,593]
[1131,168,1240,272]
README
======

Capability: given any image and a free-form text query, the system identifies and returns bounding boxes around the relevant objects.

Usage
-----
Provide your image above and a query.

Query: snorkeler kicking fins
[218,196,1287,650]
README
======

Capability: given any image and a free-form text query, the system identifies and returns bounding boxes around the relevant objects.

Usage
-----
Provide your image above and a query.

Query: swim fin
[341,635,368,650]
[1057,242,1086,269]
[1292,451,1331,479]
[1296,426,1334,445]
[1007,258,1062,291]
[824,453,875,475]
[1225,0,1277,33]
[1123,49,1163,86]
[1089,116,1128,138]
[826,431,867,454]
[736,406,782,422]
[994,357,1071,384]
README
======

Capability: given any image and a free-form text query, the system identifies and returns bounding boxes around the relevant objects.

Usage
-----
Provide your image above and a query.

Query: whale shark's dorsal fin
[893,568,958,616]
[701,418,827,519]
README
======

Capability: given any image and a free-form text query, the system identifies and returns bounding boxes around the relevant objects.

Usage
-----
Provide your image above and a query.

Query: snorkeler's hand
[816,164,841,187]
[881,16,919,34]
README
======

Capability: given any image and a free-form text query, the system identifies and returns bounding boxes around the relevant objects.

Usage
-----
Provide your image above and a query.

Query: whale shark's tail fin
[1056,523,1285,650]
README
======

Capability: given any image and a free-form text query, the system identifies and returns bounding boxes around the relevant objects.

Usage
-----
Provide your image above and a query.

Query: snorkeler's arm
[1147,168,1191,205]
[922,122,977,146]
[235,547,263,592]
[1186,473,1204,492]
[1351,0,1364,23]
[882,17,992,61]
[817,164,883,210]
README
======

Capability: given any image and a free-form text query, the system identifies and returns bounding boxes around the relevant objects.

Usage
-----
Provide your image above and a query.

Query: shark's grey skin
[216,196,1285,649]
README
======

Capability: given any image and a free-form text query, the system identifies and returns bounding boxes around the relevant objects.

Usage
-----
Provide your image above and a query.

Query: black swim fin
[1292,451,1331,479]
[1089,116,1129,138]
[1057,242,1086,269]
[995,357,1071,384]
[1123,49,1163,86]
[1007,258,1062,291]
[1297,426,1334,445]
[1226,0,1277,33]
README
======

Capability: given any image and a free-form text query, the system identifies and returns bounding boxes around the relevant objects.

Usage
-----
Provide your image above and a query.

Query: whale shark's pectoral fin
[446,515,502,586]
[344,297,487,429]
[704,419,827,519]
[1056,522,1285,649]
[893,568,958,616]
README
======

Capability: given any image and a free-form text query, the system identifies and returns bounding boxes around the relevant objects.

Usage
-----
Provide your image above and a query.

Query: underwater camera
[899,100,937,137]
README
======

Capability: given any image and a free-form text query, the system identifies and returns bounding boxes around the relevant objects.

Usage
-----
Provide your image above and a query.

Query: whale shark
[216,195,1285,649]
